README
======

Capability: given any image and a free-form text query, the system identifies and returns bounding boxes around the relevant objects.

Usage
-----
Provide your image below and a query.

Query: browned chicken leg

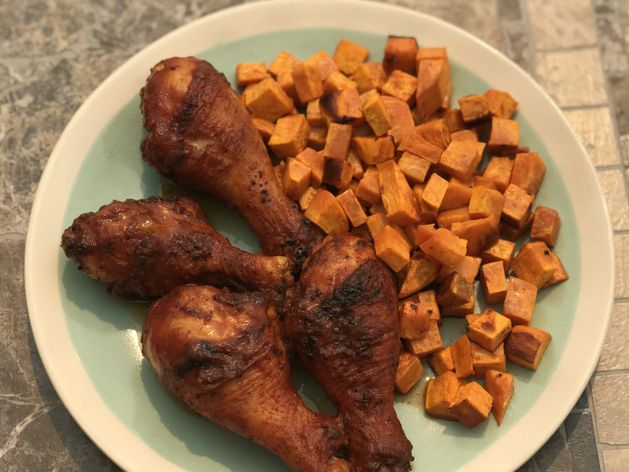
[284,235,413,472]
[61,196,292,299]
[140,57,322,266]
[142,285,348,472]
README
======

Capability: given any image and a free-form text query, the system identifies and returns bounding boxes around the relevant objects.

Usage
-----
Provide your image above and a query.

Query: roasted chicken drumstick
[61,196,292,299]
[140,57,322,266]
[143,285,348,472]
[284,234,413,472]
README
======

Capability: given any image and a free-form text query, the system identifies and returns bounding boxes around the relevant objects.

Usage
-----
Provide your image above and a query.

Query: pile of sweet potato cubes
[235,36,568,429]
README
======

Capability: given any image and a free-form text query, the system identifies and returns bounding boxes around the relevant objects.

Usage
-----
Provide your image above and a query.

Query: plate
[25,1,614,471]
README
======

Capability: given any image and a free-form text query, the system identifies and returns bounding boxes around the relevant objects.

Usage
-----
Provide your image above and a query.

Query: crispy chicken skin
[140,57,322,266]
[284,235,413,472]
[61,196,292,299]
[142,285,349,472]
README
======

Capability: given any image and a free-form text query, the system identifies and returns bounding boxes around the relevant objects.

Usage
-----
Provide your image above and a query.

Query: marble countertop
[1,0,627,470]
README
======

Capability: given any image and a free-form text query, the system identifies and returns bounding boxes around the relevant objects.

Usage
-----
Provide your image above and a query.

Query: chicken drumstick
[140,57,322,266]
[61,196,292,299]
[143,285,348,472]
[284,235,413,472]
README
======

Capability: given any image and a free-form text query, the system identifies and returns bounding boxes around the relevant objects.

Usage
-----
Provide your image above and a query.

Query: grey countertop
[1,0,628,470]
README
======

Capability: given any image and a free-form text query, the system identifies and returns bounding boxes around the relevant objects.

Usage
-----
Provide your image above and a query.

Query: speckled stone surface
[1,0,628,471]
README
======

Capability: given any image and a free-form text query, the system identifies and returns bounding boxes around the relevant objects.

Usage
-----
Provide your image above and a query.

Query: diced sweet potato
[299,186,318,211]
[336,189,368,227]
[450,129,479,142]
[542,251,569,288]
[383,35,419,74]
[295,148,324,187]
[347,150,364,179]
[473,175,499,190]
[415,223,437,246]
[437,255,481,284]
[468,186,505,221]
[268,114,310,158]
[323,71,358,93]
[304,189,349,235]
[481,239,516,272]
[283,158,311,200]
[441,178,473,210]
[243,77,294,122]
[381,95,415,138]
[499,211,533,241]
[323,157,353,189]
[276,71,298,100]
[398,152,431,184]
[405,320,443,357]
[399,255,440,298]
[484,369,514,425]
[251,117,275,143]
[502,184,534,227]
[420,228,468,267]
[488,117,520,155]
[292,62,324,103]
[425,371,459,421]
[382,70,418,104]
[352,136,396,165]
[374,224,411,272]
[471,343,506,378]
[484,89,518,119]
[511,241,557,288]
[483,156,514,192]
[399,300,431,340]
[439,141,485,181]
[468,309,512,352]
[308,127,327,150]
[458,95,490,124]
[320,89,363,124]
[366,213,387,239]
[324,123,353,160]
[531,206,561,247]
[417,290,441,323]
[466,314,483,326]
[363,92,392,136]
[236,63,269,87]
[395,352,424,394]
[378,159,421,225]
[441,291,476,318]
[481,262,508,305]
[416,119,451,150]
[429,347,455,375]
[442,108,465,132]
[304,50,338,82]
[511,152,546,195]
[352,62,386,93]
[333,39,369,75]
[451,381,493,427]
[451,334,474,378]
[436,207,471,229]
[503,277,537,325]
[397,132,443,164]
[438,272,474,307]
[306,99,324,126]
[506,325,552,370]
[268,51,301,77]
[451,217,500,256]
[416,47,447,64]
[415,59,452,123]
[356,167,381,205]
[421,173,449,214]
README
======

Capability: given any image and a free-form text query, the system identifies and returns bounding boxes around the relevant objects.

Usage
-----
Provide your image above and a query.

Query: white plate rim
[24,1,615,471]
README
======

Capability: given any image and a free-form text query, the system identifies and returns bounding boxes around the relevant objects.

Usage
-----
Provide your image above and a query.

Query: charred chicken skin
[61,196,292,299]
[142,285,348,472]
[140,57,322,266]
[284,234,413,472]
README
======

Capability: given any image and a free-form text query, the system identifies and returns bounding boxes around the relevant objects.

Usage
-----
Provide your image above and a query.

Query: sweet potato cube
[506,325,552,370]
[324,123,353,160]
[308,127,327,150]
[236,63,269,87]
[531,206,561,247]
[251,117,275,143]
[295,148,324,187]
[363,93,392,136]
[374,225,411,272]
[398,152,431,185]
[451,334,474,378]
[352,62,386,93]
[425,371,460,421]
[488,117,520,154]
[336,190,368,227]
[304,189,349,235]
[405,320,443,357]
[420,228,468,267]
[268,114,310,158]
[481,239,516,272]
[503,277,537,325]
[397,132,443,164]
[438,272,474,307]
[458,94,490,124]
[366,212,387,239]
[468,186,505,221]
[450,129,479,142]
[306,99,324,126]
[415,59,452,122]
[500,212,533,241]
[451,381,493,427]
[323,157,353,189]
[378,159,421,225]
[347,150,364,180]
[298,186,318,211]
[268,51,301,77]
[420,173,448,215]
[416,47,447,64]
[442,108,465,132]
[292,63,324,103]
[451,217,500,256]
[414,223,437,245]
[243,77,294,122]
[439,141,485,181]
[511,152,546,195]
[441,178,473,210]
[481,262,508,305]
[468,309,512,352]
[502,186,533,229]
[273,161,285,188]
[466,314,483,326]
[543,251,569,288]
[417,290,441,323]
[382,70,418,104]
[437,255,481,284]
[283,158,311,200]
[304,50,338,82]
[320,89,363,124]
[416,119,451,150]
[471,343,507,378]
[395,352,424,394]
[437,207,470,229]
[381,96,415,134]
[512,241,557,288]
[474,175,500,190]
[484,89,518,119]
[383,35,419,74]
[399,300,431,339]
[441,291,476,318]
[276,71,298,100]
[356,167,381,205]
[323,71,358,93]
[333,39,369,75]
[483,157,514,192]
[352,136,395,165]
[485,369,514,425]
[399,255,440,298]
[429,347,455,375]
